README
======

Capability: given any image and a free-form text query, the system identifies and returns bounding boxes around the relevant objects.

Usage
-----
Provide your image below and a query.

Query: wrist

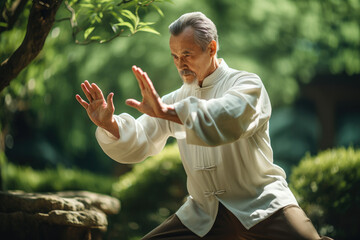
[161,104,182,125]
[103,117,120,139]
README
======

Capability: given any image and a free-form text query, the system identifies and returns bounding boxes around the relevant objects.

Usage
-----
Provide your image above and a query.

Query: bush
[108,143,187,240]
[289,147,360,239]
[1,143,187,240]
[3,161,116,195]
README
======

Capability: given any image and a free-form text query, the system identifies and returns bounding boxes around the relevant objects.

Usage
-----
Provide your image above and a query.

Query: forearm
[100,104,177,140]
[102,117,120,139]
[159,104,182,125]
[173,89,268,146]
[96,113,170,164]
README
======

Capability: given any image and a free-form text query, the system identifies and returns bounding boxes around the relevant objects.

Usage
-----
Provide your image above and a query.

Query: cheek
[193,57,208,72]
[188,57,203,70]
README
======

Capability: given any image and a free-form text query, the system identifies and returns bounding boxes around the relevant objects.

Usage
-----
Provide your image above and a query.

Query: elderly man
[76,12,331,240]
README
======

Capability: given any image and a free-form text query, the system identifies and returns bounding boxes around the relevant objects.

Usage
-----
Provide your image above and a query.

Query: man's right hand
[76,80,120,139]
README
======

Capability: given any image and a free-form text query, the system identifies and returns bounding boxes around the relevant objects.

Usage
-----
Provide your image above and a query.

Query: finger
[106,92,115,112]
[81,82,93,102]
[92,83,105,100]
[125,98,141,109]
[132,66,145,89]
[141,71,160,99]
[142,72,156,92]
[76,94,89,109]
[132,66,145,91]
[84,80,96,100]
[135,67,156,93]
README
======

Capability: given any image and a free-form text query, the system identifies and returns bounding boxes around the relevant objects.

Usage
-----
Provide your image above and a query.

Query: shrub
[2,143,188,240]
[108,143,187,240]
[289,147,360,239]
[3,161,115,195]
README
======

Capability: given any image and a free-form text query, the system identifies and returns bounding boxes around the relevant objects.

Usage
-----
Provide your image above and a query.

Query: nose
[177,57,187,69]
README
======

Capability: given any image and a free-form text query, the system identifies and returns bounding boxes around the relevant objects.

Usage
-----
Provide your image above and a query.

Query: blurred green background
[1,0,359,239]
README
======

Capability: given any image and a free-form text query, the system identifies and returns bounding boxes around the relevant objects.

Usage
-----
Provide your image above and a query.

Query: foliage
[2,143,186,239]
[108,143,186,240]
[0,0,172,175]
[2,159,116,194]
[65,0,171,44]
[289,147,360,239]
[0,0,359,179]
[294,0,360,76]
[211,0,359,105]
[0,0,168,92]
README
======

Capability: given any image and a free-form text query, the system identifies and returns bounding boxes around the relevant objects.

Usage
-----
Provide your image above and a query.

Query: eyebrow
[182,50,192,54]
[171,50,192,57]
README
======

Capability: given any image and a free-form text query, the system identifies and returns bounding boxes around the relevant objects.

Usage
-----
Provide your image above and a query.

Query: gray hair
[169,12,219,53]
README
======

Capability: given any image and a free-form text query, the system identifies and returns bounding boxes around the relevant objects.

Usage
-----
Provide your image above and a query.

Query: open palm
[76,66,181,137]
[126,66,166,118]
[76,80,115,130]
[125,66,181,124]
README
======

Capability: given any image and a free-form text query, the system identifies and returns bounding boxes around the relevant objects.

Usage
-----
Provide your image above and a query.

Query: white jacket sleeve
[95,113,170,164]
[173,75,271,146]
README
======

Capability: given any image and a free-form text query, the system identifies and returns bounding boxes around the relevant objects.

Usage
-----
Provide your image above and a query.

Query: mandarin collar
[197,59,228,90]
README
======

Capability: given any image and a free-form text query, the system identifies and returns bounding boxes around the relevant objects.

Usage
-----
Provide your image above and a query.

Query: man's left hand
[126,66,182,124]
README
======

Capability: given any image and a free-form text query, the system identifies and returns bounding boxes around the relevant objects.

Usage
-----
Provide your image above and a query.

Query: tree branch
[0,0,29,34]
[0,0,63,92]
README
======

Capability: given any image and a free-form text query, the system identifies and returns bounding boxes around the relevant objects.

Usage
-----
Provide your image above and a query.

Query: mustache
[180,69,196,76]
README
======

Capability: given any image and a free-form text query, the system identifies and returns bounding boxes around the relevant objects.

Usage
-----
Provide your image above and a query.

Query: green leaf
[137,26,160,35]
[121,9,137,24]
[152,4,164,17]
[90,13,98,24]
[110,11,120,19]
[0,22,8,28]
[95,15,102,23]
[111,24,118,33]
[138,22,155,27]
[90,36,102,40]
[103,2,115,11]
[116,22,135,34]
[84,27,95,39]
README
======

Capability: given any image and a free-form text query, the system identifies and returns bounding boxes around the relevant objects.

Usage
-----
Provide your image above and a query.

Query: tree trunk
[0,0,63,92]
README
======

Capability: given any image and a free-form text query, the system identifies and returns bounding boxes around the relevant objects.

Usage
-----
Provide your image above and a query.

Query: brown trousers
[142,204,333,240]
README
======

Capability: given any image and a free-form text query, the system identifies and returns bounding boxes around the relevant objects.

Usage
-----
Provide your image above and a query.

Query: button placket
[192,88,226,199]
[194,155,226,198]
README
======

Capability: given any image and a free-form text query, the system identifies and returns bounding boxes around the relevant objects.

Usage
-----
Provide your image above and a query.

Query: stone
[0,191,85,213]
[56,191,121,215]
[36,209,108,227]
[0,190,120,240]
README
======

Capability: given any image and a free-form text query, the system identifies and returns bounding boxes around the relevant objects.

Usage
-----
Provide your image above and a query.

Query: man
[76,12,331,240]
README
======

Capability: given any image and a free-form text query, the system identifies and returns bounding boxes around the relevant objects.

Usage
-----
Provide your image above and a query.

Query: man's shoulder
[226,67,262,86]
[228,66,260,79]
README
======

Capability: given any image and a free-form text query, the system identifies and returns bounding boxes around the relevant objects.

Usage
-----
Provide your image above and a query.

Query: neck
[198,57,219,87]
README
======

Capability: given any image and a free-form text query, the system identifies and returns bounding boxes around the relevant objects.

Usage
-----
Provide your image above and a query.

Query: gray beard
[183,78,199,86]
[179,72,198,85]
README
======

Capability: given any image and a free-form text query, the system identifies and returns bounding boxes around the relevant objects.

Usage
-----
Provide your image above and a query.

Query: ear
[208,40,217,57]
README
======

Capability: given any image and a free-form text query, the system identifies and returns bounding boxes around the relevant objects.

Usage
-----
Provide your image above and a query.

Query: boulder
[0,190,120,240]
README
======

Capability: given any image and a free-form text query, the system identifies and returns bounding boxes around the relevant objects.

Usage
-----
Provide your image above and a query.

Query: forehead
[169,27,202,53]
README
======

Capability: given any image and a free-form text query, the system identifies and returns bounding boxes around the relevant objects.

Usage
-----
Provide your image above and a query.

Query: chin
[182,75,198,85]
